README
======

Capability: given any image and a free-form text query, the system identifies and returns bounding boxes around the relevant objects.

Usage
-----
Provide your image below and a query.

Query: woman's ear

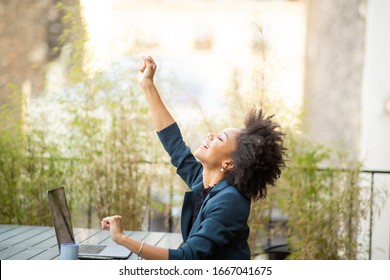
[222,160,235,172]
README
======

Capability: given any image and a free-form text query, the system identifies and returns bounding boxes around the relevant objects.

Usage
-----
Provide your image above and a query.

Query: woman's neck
[202,168,225,189]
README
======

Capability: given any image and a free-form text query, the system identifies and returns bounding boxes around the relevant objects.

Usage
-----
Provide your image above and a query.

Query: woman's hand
[139,55,157,88]
[101,215,126,244]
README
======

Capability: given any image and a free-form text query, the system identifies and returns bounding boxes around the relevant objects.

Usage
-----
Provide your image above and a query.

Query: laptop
[47,187,131,259]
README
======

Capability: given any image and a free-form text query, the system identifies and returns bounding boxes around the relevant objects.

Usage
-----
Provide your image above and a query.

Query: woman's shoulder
[207,183,251,223]
[213,183,251,208]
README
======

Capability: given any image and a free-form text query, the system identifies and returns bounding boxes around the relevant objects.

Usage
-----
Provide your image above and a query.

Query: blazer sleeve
[168,189,250,259]
[157,122,203,189]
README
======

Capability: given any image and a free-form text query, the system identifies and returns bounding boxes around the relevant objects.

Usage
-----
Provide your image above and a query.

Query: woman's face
[194,128,241,170]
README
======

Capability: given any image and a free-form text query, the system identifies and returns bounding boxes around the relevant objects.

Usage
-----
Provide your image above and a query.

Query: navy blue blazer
[157,123,251,260]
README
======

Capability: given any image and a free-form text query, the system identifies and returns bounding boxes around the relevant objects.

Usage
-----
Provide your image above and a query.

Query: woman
[101,56,286,260]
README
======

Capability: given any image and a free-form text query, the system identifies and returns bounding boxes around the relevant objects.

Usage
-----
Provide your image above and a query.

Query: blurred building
[0,0,80,136]
[360,0,390,260]
[304,0,390,259]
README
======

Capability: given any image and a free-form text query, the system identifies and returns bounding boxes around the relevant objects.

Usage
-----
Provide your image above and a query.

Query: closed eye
[219,132,229,142]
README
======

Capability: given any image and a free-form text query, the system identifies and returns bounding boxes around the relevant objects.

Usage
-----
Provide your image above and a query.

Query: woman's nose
[208,133,215,140]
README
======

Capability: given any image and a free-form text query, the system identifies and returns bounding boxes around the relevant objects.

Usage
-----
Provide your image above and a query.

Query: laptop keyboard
[79,244,106,254]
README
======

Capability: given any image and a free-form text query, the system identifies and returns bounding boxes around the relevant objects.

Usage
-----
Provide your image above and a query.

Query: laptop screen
[47,187,75,252]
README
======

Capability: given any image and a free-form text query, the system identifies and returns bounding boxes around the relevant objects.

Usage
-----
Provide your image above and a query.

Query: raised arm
[139,56,175,132]
[140,56,203,188]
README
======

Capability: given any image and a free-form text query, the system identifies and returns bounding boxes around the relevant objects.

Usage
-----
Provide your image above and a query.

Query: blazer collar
[208,179,230,198]
[200,179,230,210]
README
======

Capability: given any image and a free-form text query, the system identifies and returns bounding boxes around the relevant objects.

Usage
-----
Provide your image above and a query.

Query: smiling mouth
[201,141,209,150]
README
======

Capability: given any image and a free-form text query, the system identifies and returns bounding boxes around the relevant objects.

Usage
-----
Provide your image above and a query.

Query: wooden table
[0,224,182,260]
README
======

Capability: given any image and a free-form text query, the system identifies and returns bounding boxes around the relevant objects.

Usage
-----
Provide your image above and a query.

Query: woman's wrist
[140,79,155,89]
[113,233,127,245]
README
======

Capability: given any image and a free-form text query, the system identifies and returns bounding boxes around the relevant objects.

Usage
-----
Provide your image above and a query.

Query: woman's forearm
[118,235,169,260]
[138,56,175,132]
[141,81,175,132]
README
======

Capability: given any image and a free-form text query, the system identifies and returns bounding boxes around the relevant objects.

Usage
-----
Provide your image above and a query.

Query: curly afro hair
[226,108,286,200]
